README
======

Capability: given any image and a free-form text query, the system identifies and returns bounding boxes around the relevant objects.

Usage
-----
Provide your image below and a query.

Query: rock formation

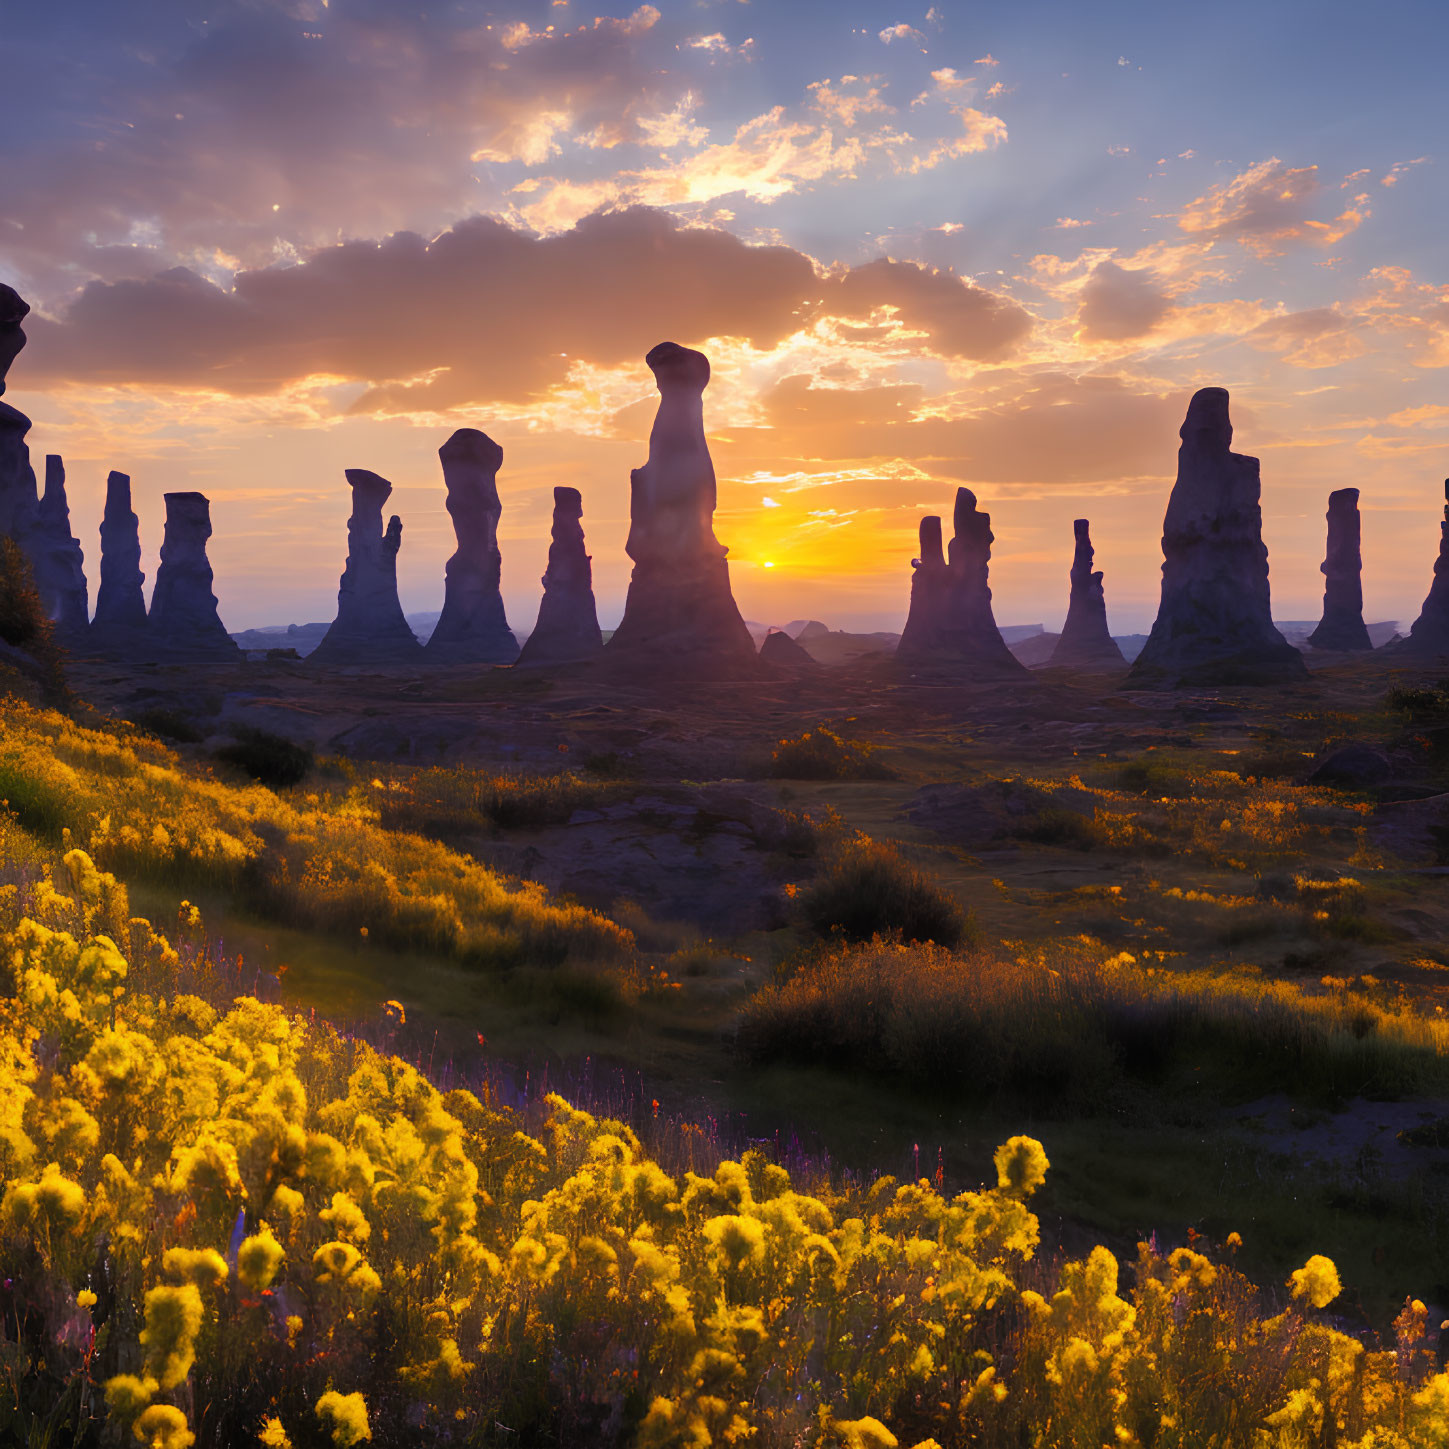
[310,469,422,665]
[0,286,40,548]
[1128,387,1305,686]
[1050,519,1125,666]
[1400,482,1449,654]
[603,342,757,673]
[25,455,90,639]
[91,470,149,644]
[424,429,518,664]
[147,492,238,657]
[517,486,602,666]
[896,490,1024,674]
[759,628,817,670]
[1307,488,1372,651]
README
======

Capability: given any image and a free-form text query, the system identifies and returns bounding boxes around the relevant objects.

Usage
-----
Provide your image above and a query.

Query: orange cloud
[1177,158,1369,256]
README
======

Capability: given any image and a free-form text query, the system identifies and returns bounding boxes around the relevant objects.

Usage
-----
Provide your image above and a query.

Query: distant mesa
[1396,480,1449,656]
[91,470,149,649]
[1050,519,1125,667]
[603,342,759,675]
[1307,488,1373,652]
[424,428,519,665]
[1128,387,1306,687]
[517,486,603,667]
[148,491,239,659]
[310,469,423,665]
[759,627,818,671]
[785,619,830,641]
[896,488,1026,675]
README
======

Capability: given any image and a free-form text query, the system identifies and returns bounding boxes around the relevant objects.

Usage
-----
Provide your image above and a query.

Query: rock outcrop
[1399,482,1449,654]
[896,489,1024,674]
[424,429,518,665]
[1307,488,1372,651]
[517,486,602,667]
[0,286,40,548]
[604,342,757,674]
[147,492,238,657]
[759,628,818,670]
[311,469,422,665]
[28,456,90,638]
[91,470,149,645]
[1050,519,1125,666]
[1128,388,1305,686]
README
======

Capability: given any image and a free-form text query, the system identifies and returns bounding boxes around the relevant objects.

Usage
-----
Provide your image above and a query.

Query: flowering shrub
[0,699,630,965]
[3,858,1449,1445]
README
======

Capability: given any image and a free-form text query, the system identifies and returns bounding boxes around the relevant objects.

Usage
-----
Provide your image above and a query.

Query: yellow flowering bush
[4,861,1449,1446]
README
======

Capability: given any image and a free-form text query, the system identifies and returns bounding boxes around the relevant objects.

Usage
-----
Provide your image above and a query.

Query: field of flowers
[0,700,629,967]
[2,847,1449,1446]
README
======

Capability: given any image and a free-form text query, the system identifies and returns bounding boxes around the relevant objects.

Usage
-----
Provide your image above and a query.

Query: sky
[2,0,1446,634]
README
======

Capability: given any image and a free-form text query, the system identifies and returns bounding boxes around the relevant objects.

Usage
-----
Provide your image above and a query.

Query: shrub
[135,707,205,744]
[799,836,969,946]
[212,727,313,789]
[0,536,67,702]
[768,727,897,781]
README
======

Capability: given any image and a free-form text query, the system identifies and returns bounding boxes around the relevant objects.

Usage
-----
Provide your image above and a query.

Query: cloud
[1075,261,1172,342]
[878,24,926,45]
[1177,158,1369,256]
[21,209,1033,413]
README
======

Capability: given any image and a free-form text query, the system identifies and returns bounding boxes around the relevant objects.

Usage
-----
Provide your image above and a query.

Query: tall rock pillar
[148,492,238,657]
[517,486,602,666]
[424,428,518,664]
[604,342,757,674]
[1307,488,1372,651]
[1400,481,1449,654]
[1127,387,1305,686]
[1050,519,1125,666]
[32,456,90,639]
[91,470,148,645]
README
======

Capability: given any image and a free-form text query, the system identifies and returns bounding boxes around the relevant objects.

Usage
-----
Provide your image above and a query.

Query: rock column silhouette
[148,492,238,657]
[0,286,42,559]
[424,429,518,664]
[604,342,757,674]
[1401,481,1449,654]
[91,471,148,646]
[897,489,1024,674]
[1050,519,1125,666]
[311,470,422,665]
[517,486,602,666]
[1128,388,1305,686]
[1307,488,1372,651]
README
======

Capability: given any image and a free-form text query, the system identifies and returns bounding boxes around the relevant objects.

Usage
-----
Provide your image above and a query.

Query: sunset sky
[4,0,1446,635]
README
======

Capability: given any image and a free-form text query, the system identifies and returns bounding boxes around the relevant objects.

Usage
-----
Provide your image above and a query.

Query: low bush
[799,836,970,946]
[0,536,67,702]
[212,726,313,788]
[769,727,897,781]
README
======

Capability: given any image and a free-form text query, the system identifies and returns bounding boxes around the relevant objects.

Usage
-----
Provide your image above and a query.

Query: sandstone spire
[1400,481,1449,654]
[311,469,422,665]
[1128,388,1305,686]
[31,455,89,638]
[896,489,1024,674]
[0,285,40,548]
[91,470,148,642]
[148,492,238,657]
[604,342,757,673]
[424,428,518,664]
[1050,519,1125,666]
[517,486,602,666]
[1307,488,1372,651]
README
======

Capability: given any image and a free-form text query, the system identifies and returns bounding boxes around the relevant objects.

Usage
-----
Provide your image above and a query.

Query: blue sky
[2,0,1445,632]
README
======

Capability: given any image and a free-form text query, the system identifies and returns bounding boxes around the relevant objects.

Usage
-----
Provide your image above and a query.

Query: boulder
[424,429,518,664]
[517,485,602,666]
[1398,481,1449,655]
[1307,488,1372,651]
[91,470,149,646]
[1128,388,1306,687]
[310,469,422,665]
[30,456,89,639]
[1050,519,1125,666]
[604,342,757,675]
[1305,743,1393,788]
[896,490,1025,674]
[148,492,239,658]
